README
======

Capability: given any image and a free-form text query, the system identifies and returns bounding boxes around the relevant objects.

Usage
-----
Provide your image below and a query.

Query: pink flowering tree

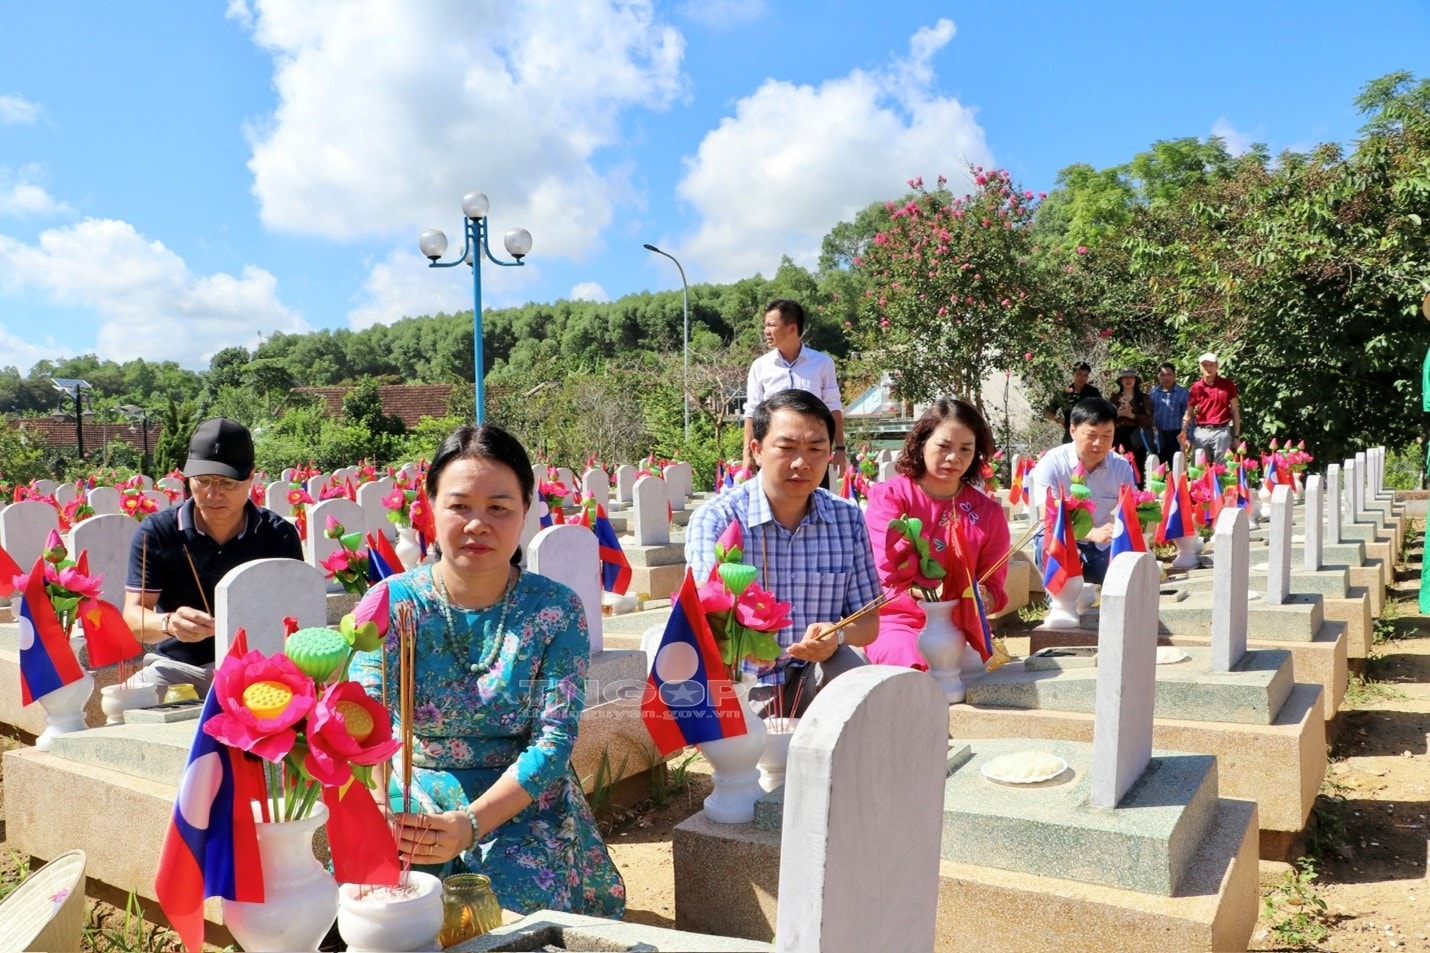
[848,168,1088,410]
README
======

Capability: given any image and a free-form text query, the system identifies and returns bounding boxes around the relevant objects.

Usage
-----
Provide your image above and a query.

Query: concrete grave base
[934,797,1259,953]
[673,813,782,942]
[948,683,1324,838]
[451,909,772,952]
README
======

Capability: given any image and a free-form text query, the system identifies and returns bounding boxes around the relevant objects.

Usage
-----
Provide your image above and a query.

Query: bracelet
[454,807,477,851]
[833,444,846,451]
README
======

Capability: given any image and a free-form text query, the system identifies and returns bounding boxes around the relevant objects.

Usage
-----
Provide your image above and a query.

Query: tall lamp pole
[643,243,690,442]
[419,192,532,425]
[121,404,152,477]
[49,377,92,459]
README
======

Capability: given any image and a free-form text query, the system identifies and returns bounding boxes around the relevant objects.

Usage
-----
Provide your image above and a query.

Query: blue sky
[0,0,1426,373]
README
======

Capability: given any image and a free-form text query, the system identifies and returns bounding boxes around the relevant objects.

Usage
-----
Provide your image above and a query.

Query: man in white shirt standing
[742,299,846,481]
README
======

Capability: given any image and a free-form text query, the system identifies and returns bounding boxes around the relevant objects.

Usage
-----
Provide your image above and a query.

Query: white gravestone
[877,459,896,483]
[1266,485,1294,607]
[357,478,397,541]
[143,489,171,512]
[1303,474,1323,572]
[32,479,58,497]
[54,483,78,506]
[1210,508,1249,673]
[581,469,610,511]
[555,467,577,506]
[214,559,328,660]
[265,481,293,518]
[1342,458,1357,527]
[1171,450,1186,481]
[519,492,544,560]
[775,667,947,953]
[663,462,693,512]
[87,486,121,515]
[68,514,138,609]
[1354,451,1368,517]
[632,476,671,547]
[135,474,154,490]
[531,464,547,492]
[306,498,367,591]
[614,465,637,504]
[1326,464,1342,545]
[1090,551,1160,809]
[528,524,603,655]
[280,467,296,483]
[1,501,60,569]
[157,476,185,498]
[1144,454,1161,492]
[305,474,330,499]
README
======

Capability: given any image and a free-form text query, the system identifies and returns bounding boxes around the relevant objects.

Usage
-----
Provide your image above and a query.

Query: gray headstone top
[632,475,671,547]
[614,465,637,504]
[581,469,610,510]
[1325,464,1342,545]
[528,524,603,656]
[54,482,78,506]
[1171,450,1186,481]
[1343,458,1357,525]
[1303,474,1323,572]
[214,557,327,659]
[776,667,947,953]
[1090,551,1159,809]
[1210,508,1249,672]
[1266,485,1293,606]
[1,500,61,570]
[306,497,366,590]
[1144,454,1161,492]
[87,486,121,515]
[357,477,397,540]
[68,513,139,609]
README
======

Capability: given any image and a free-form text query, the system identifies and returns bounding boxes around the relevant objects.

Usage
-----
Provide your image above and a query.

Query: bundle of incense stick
[395,602,417,884]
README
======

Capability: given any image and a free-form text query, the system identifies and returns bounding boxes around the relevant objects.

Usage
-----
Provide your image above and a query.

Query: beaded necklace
[432,563,517,676]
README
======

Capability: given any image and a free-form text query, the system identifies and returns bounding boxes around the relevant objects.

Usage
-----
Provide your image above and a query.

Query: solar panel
[50,378,92,391]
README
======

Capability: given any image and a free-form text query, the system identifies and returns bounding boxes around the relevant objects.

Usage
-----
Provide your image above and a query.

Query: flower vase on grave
[223,801,339,953]
[34,636,94,752]
[99,684,159,725]
[1170,534,1201,571]
[393,527,425,572]
[1043,575,1085,629]
[698,676,768,824]
[757,716,800,793]
[917,599,967,703]
[337,871,443,953]
[1256,482,1273,522]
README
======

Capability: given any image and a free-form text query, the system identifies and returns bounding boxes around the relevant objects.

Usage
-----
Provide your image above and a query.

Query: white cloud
[0,165,72,218]
[1211,117,1256,156]
[0,218,310,367]
[0,94,40,124]
[234,0,684,269]
[570,281,610,302]
[679,0,767,27]
[673,18,992,282]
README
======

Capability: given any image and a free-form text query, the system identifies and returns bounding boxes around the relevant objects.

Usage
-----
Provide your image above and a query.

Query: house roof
[292,384,456,429]
[6,417,164,453]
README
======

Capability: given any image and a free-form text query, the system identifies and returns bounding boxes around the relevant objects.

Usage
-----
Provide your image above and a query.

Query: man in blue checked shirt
[1149,362,1190,463]
[688,389,879,718]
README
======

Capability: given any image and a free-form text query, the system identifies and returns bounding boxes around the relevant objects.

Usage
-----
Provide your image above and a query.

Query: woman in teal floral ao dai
[353,424,624,917]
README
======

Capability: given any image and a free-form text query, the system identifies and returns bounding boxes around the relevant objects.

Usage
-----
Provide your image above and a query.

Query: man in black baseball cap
[121,418,302,694]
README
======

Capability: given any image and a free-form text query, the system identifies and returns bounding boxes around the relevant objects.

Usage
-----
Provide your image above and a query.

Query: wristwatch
[160,612,172,636]
[836,629,846,647]
[833,444,846,451]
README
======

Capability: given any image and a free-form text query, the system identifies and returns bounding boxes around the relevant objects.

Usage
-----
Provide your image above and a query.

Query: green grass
[1262,858,1331,949]
[649,750,700,809]
[83,889,181,953]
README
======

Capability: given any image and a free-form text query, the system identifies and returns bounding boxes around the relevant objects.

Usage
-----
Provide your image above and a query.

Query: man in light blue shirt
[742,299,846,479]
[1149,362,1189,464]
[1030,397,1137,585]
[689,389,879,717]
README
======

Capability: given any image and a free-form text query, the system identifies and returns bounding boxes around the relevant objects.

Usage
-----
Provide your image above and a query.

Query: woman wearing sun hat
[1111,368,1154,477]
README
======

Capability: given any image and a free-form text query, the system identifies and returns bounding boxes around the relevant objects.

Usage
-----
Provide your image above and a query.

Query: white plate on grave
[1155,647,1191,665]
[980,750,1069,785]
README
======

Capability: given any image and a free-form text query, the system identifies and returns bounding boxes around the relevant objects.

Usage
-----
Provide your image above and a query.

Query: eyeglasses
[189,476,246,492]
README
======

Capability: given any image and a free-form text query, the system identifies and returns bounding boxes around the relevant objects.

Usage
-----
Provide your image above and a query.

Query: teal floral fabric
[353,565,625,918]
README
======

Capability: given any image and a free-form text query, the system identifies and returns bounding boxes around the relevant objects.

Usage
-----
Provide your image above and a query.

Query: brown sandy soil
[2,523,1427,951]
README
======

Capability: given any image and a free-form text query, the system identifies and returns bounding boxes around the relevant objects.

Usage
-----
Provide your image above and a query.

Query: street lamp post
[419,192,532,425]
[121,404,152,477]
[49,377,92,459]
[643,243,690,442]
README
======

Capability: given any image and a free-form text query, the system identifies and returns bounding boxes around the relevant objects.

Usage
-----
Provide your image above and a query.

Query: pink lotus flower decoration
[303,681,400,787]
[733,585,792,632]
[204,650,317,762]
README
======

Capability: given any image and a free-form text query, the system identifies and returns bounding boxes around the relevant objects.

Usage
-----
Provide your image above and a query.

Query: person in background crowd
[1183,352,1241,461]
[1149,361,1190,464]
[1045,362,1101,443]
[1111,368,1154,478]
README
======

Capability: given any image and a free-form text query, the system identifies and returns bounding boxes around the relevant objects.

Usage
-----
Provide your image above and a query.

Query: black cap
[184,418,254,479]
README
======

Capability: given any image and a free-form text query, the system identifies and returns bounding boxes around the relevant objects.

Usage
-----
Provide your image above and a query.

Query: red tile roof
[6,417,164,453]
[292,384,457,429]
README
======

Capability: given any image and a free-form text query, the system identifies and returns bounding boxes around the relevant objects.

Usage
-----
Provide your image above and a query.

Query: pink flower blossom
[303,682,400,787]
[204,651,316,762]
[1077,246,1088,255]
[734,584,793,633]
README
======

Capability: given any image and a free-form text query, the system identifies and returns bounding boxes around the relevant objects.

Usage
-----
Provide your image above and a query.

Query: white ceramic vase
[99,684,159,726]
[34,672,94,751]
[1170,535,1202,571]
[757,717,800,793]
[337,871,443,953]
[1043,576,1085,629]
[394,527,424,572]
[698,679,768,824]
[917,599,967,703]
[223,801,339,952]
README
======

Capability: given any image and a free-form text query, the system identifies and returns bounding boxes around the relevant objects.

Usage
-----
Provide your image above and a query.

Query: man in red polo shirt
[1181,352,1241,462]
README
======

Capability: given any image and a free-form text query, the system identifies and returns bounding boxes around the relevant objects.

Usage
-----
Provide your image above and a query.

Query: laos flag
[17,558,85,706]
[1109,485,1148,561]
[578,502,632,595]
[1155,471,1195,543]
[154,631,264,953]
[640,568,746,756]
[1041,490,1079,597]
[365,530,404,581]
